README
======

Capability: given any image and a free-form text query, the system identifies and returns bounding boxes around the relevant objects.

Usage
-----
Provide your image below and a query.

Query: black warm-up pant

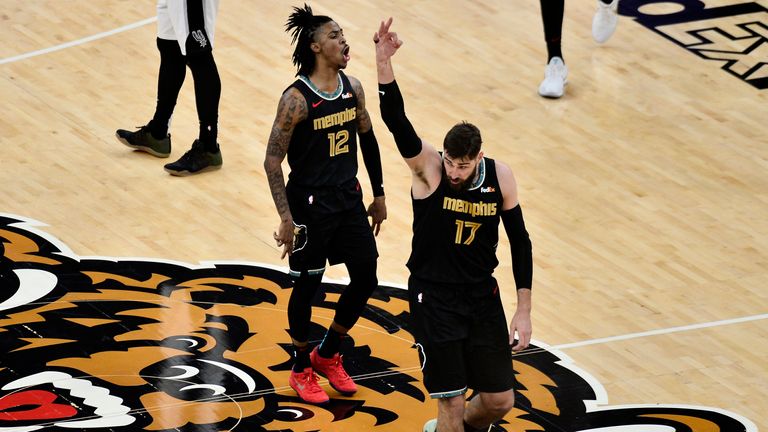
[150,38,221,147]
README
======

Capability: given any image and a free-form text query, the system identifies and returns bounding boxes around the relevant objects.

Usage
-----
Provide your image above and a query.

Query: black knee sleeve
[334,259,378,330]
[287,272,323,343]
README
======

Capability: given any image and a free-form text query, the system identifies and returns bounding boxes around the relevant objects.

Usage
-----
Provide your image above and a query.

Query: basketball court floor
[1,1,766,431]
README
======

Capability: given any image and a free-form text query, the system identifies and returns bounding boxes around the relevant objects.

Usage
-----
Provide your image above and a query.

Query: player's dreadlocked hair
[286,4,333,77]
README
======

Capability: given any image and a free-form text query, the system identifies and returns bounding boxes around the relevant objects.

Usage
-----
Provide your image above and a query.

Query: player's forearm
[377,57,395,84]
[263,157,292,221]
[378,80,421,159]
[501,205,533,290]
[515,288,532,313]
[359,129,385,197]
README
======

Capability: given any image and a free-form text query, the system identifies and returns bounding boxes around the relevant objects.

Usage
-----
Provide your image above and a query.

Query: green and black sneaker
[164,139,222,176]
[115,125,171,158]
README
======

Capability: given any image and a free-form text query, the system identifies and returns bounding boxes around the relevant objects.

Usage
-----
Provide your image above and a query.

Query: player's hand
[373,17,403,61]
[273,218,295,259]
[509,308,532,352]
[367,196,387,236]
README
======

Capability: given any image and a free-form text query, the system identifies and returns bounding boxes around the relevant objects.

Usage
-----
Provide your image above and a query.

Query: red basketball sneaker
[310,347,357,395]
[289,367,329,404]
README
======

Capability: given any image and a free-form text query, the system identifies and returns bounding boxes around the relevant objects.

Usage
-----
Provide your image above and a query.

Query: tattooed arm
[350,75,373,134]
[264,87,307,259]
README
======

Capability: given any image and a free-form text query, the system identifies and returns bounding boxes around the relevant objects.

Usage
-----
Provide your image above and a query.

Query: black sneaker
[164,140,223,176]
[116,125,171,158]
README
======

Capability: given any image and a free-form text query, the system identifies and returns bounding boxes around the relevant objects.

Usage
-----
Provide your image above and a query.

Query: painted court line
[552,312,768,350]
[0,17,156,66]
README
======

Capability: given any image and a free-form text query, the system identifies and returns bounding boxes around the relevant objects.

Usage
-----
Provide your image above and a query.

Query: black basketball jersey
[286,71,359,188]
[408,157,503,285]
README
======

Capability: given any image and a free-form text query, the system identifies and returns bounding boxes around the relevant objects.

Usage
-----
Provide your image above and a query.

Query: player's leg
[163,0,222,175]
[285,216,333,404]
[463,281,517,430]
[409,278,472,432]
[538,0,568,98]
[419,340,469,432]
[431,395,468,432]
[163,49,222,175]
[463,391,515,431]
[188,50,221,153]
[540,0,564,62]
[150,37,187,138]
[286,270,329,404]
[313,203,379,394]
[115,37,183,157]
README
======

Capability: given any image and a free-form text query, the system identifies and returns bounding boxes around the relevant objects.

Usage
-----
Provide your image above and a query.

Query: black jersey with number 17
[408,157,503,285]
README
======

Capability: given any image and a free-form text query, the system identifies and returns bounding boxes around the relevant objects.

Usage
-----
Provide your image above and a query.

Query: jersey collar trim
[468,158,486,191]
[298,74,344,100]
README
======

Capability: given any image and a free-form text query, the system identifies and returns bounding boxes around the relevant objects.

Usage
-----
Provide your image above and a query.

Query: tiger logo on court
[0,215,757,431]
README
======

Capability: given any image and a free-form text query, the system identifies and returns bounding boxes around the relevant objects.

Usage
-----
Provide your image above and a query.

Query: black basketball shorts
[408,276,515,398]
[288,201,378,277]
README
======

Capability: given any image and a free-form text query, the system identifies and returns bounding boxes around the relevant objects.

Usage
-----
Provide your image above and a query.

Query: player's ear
[311,42,321,53]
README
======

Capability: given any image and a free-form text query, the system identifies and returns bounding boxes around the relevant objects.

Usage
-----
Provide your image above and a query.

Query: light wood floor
[1,0,767,429]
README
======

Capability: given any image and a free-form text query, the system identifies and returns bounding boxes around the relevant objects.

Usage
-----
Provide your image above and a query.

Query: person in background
[116,0,223,176]
[538,0,621,98]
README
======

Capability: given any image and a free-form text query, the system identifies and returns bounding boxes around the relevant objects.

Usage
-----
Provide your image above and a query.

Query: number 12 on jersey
[328,130,350,157]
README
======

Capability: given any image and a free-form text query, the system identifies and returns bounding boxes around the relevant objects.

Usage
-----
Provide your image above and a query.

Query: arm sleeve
[378,80,422,158]
[501,205,533,290]
[359,128,385,197]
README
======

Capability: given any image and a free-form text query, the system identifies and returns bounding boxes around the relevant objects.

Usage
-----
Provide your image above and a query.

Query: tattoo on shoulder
[266,90,307,157]
[350,79,372,132]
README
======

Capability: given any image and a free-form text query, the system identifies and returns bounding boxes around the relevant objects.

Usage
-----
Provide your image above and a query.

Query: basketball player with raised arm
[263,5,387,405]
[374,18,534,432]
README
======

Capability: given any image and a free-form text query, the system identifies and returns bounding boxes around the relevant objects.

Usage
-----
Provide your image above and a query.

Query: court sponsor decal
[622,0,768,89]
[0,215,756,431]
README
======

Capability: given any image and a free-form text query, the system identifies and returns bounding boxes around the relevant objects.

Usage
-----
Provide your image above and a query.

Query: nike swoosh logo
[378,91,385,95]
[312,100,323,108]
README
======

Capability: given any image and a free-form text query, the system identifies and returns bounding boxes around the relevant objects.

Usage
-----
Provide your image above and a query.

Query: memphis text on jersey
[313,107,357,130]
[443,197,498,217]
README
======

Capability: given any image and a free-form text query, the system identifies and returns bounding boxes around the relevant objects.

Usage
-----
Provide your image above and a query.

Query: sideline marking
[0,17,156,65]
